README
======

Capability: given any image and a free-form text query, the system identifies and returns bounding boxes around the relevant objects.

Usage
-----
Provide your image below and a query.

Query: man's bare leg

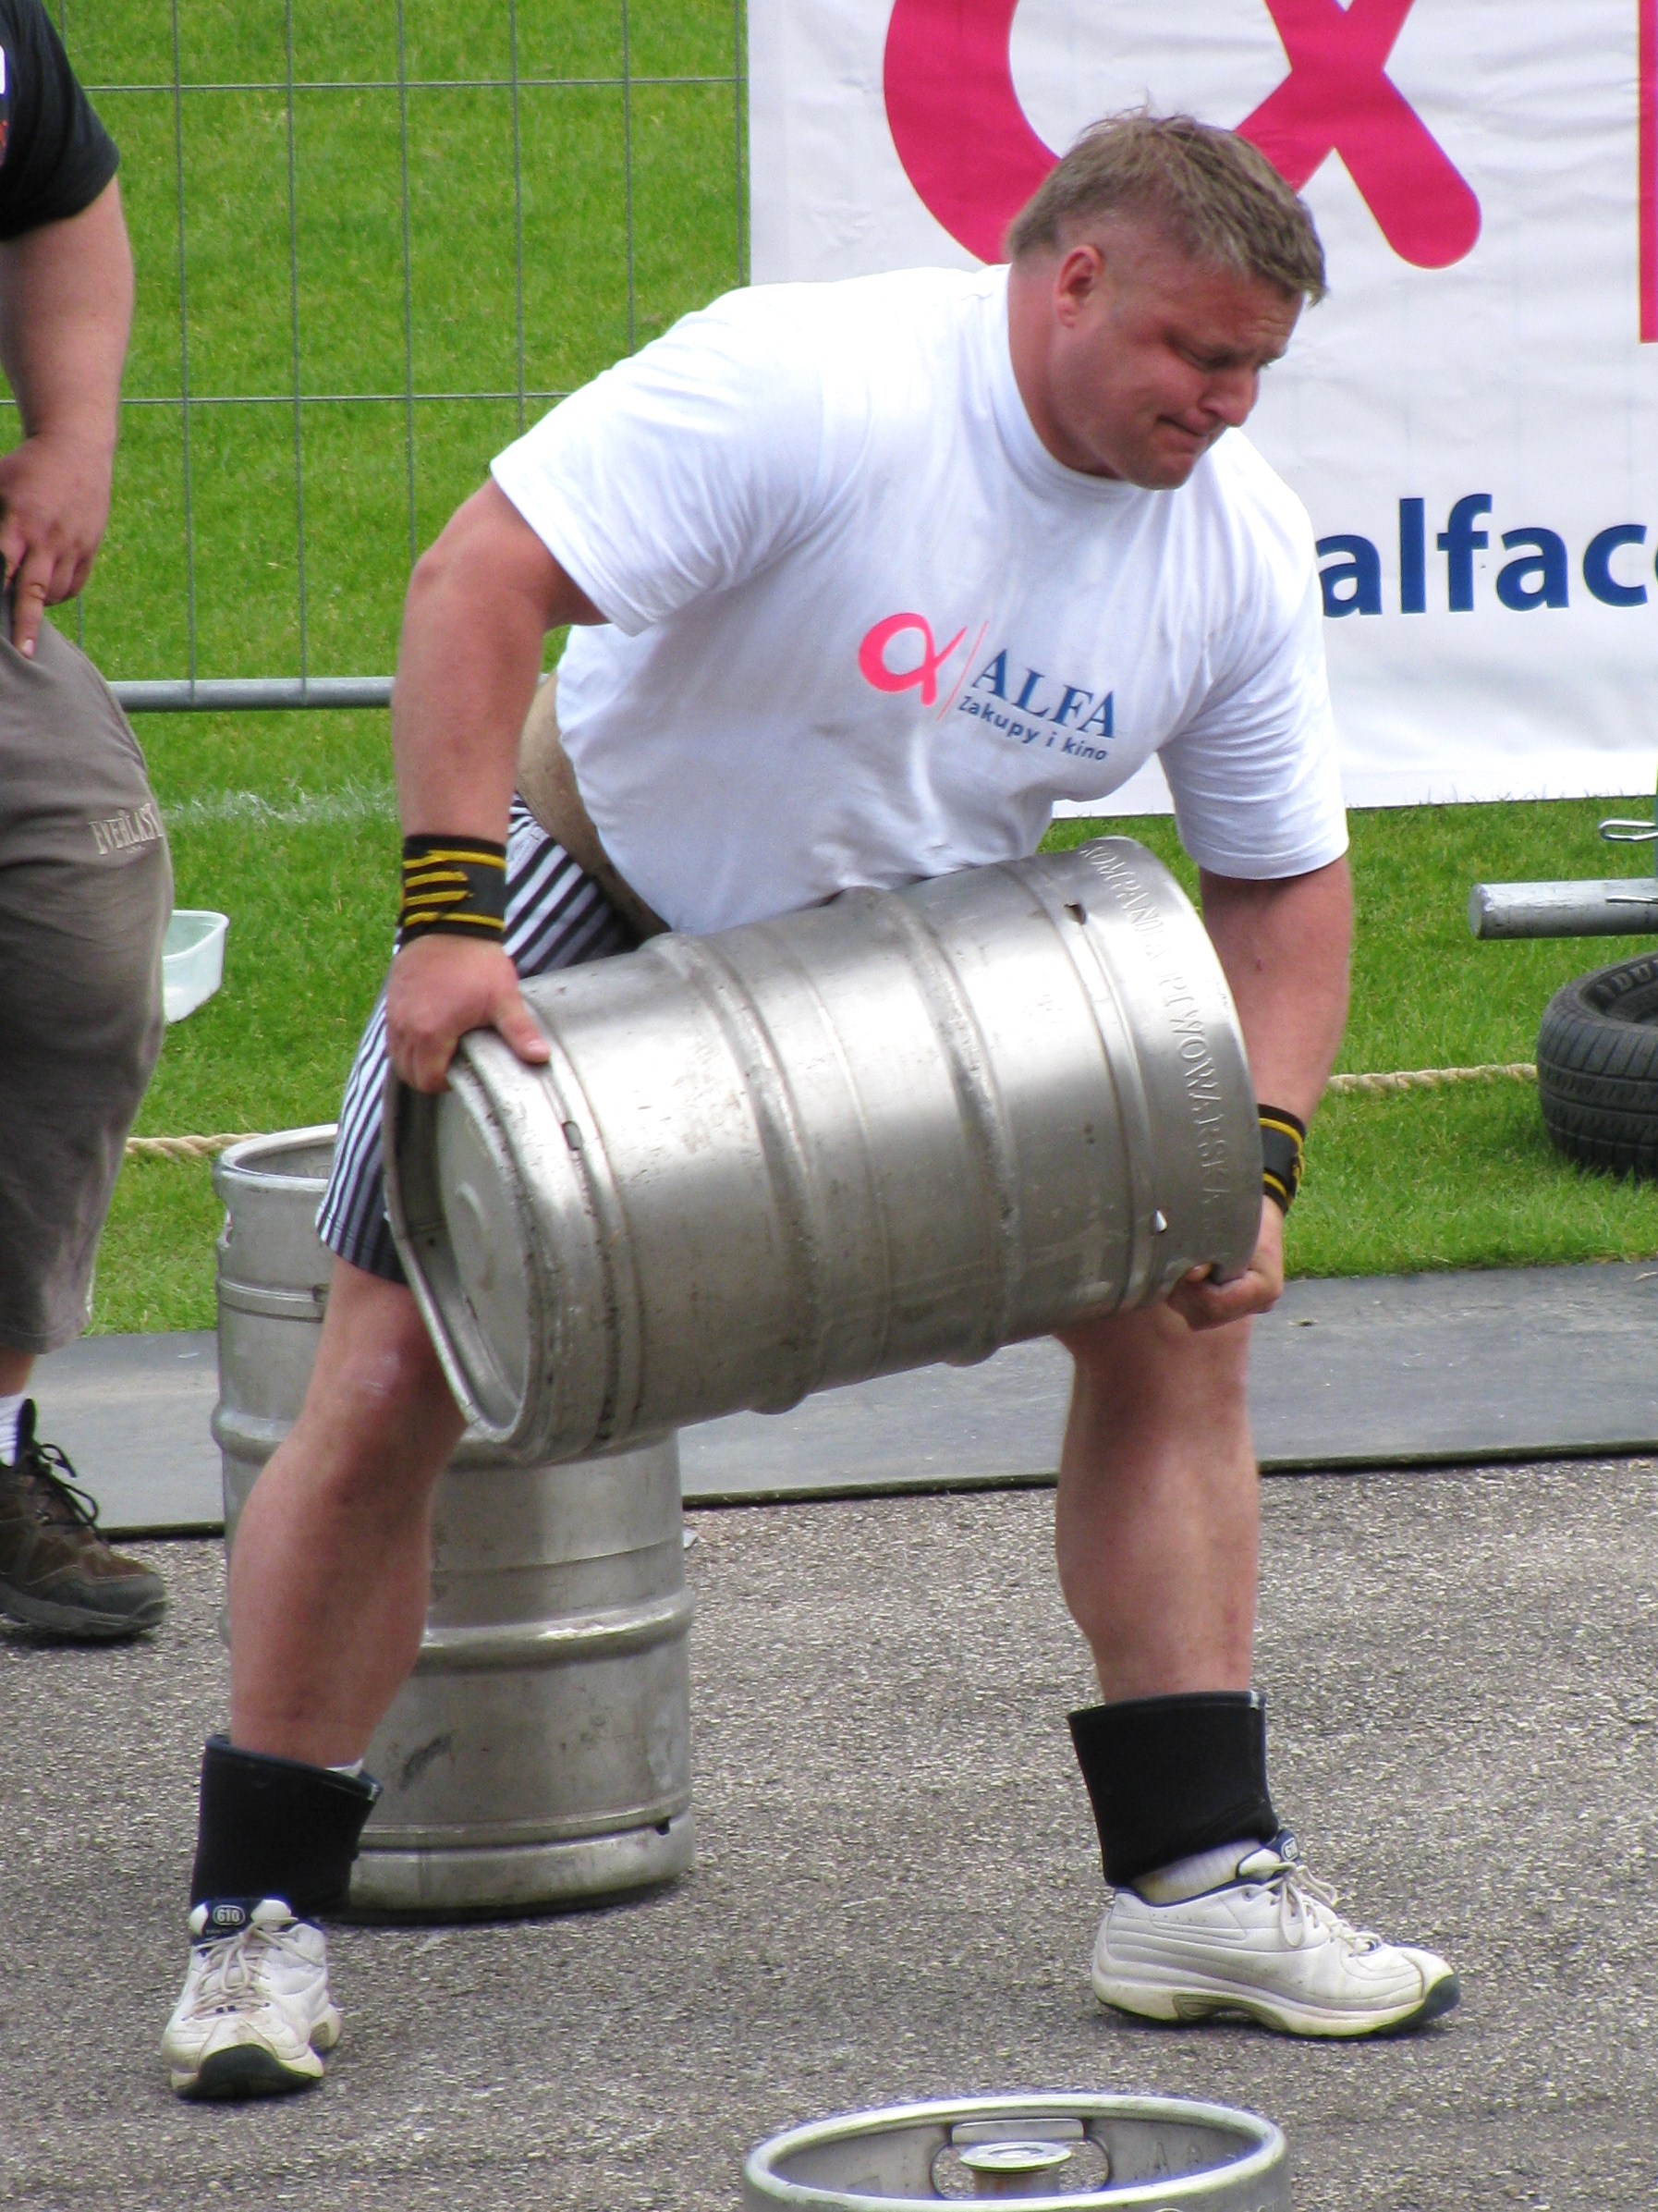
[1054,1300,1256,1700]
[163,1258,460,2096]
[1055,1296,1458,2034]
[227,1256,465,1766]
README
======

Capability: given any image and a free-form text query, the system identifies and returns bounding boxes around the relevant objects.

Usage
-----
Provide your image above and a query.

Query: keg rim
[743,2089,1285,2209]
[213,1123,338,1196]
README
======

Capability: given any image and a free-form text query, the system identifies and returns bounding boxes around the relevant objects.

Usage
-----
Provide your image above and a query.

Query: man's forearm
[1199,856,1353,1126]
[0,177,130,451]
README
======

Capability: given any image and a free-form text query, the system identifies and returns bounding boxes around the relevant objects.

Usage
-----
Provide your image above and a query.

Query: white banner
[748,0,1658,812]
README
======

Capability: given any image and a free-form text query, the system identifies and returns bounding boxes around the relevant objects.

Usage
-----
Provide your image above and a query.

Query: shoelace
[1247,1861,1383,1956]
[13,1439,103,1534]
[190,1921,308,2017]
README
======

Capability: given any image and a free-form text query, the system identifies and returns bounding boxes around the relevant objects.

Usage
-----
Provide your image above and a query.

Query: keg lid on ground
[742,2092,1287,2209]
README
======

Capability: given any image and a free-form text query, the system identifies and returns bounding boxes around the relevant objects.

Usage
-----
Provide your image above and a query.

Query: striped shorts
[317,796,639,1284]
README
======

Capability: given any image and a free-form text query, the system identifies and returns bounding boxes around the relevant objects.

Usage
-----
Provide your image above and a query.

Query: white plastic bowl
[163,909,228,1024]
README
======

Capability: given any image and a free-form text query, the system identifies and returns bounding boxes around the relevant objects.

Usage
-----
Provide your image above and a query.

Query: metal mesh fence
[46,1,748,711]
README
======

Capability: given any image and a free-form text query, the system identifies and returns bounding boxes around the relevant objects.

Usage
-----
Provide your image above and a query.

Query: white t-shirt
[491,265,1347,935]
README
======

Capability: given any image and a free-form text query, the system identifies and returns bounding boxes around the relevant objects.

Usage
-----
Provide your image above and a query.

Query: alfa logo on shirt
[857,611,1115,763]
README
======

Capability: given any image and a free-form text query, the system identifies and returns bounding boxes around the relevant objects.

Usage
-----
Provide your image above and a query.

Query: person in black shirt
[0,0,170,1640]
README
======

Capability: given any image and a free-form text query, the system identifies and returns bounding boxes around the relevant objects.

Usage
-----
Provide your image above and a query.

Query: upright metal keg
[743,2092,1288,2208]
[387,837,1261,1460]
[212,1129,693,1915]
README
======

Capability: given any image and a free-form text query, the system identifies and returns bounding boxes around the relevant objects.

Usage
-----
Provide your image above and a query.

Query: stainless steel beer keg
[387,837,1260,1460]
[212,1130,693,1915]
[742,2092,1289,2208]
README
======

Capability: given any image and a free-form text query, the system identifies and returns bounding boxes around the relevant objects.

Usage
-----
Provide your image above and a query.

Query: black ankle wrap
[189,1735,382,1917]
[1068,1691,1277,1888]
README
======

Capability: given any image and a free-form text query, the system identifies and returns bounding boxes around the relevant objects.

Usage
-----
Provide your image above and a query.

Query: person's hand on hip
[0,429,113,654]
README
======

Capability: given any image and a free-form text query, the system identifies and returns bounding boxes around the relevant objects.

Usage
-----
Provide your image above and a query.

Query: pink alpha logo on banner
[884,0,1480,270]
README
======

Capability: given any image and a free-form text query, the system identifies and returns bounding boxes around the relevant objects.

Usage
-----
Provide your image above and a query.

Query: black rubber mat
[30,1261,1658,1535]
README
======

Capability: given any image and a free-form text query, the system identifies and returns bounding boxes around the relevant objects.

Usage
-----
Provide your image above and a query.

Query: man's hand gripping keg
[1168,1196,1286,1333]
[385,935,549,1096]
[1164,857,1351,1336]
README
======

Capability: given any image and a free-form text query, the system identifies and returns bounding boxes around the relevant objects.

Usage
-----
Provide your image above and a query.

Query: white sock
[0,1393,25,1464]
[328,1759,364,1778]
[1133,1836,1259,1904]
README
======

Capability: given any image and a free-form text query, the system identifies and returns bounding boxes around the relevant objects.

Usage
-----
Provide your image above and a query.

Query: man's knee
[295,1259,462,1473]
[1058,1300,1252,1423]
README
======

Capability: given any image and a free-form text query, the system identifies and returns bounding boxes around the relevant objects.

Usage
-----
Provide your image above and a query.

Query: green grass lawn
[99,742,1658,1335]
[43,0,747,685]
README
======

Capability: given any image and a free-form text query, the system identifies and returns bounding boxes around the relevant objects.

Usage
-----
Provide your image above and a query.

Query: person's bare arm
[1167,853,1352,1331]
[384,479,606,1093]
[0,176,131,653]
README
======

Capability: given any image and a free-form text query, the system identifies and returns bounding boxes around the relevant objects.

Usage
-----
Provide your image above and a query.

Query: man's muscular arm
[1167,853,1352,1331]
[385,480,604,1093]
[0,176,131,653]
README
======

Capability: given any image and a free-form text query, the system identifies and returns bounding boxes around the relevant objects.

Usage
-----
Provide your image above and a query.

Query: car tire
[1537,951,1658,1177]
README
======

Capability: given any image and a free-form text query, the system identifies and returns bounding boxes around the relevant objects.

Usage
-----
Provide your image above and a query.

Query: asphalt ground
[5,1459,1657,2210]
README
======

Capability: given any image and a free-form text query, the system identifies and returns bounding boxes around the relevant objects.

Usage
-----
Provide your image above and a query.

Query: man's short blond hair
[1006,111,1326,303]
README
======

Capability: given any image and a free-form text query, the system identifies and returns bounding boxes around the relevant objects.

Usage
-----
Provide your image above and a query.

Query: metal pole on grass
[396,0,419,572]
[284,0,310,687]
[169,0,198,694]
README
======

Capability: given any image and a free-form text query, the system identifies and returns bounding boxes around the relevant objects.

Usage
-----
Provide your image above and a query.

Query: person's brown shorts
[0,617,171,1353]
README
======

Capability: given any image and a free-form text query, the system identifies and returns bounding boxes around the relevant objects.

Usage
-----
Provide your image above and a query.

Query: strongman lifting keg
[386,837,1262,1460]
[212,1130,693,1915]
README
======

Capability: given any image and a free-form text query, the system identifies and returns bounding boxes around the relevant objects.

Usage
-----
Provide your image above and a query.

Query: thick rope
[1324,1062,1537,1096]
[121,1063,1542,1162]
[123,1132,259,1161]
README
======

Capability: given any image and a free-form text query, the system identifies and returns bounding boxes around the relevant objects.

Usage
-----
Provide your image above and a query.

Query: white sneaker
[161,1899,343,2098]
[1091,1834,1459,2038]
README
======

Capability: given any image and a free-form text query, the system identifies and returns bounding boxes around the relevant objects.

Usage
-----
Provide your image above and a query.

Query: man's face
[1032,220,1303,488]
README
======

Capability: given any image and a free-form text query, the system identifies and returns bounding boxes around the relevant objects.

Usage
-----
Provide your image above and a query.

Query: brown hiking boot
[0,1402,166,1639]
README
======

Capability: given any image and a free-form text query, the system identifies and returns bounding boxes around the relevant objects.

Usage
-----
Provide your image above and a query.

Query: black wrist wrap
[1068,1692,1277,1888]
[190,1735,381,1919]
[1258,1104,1307,1215]
[397,834,508,947]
